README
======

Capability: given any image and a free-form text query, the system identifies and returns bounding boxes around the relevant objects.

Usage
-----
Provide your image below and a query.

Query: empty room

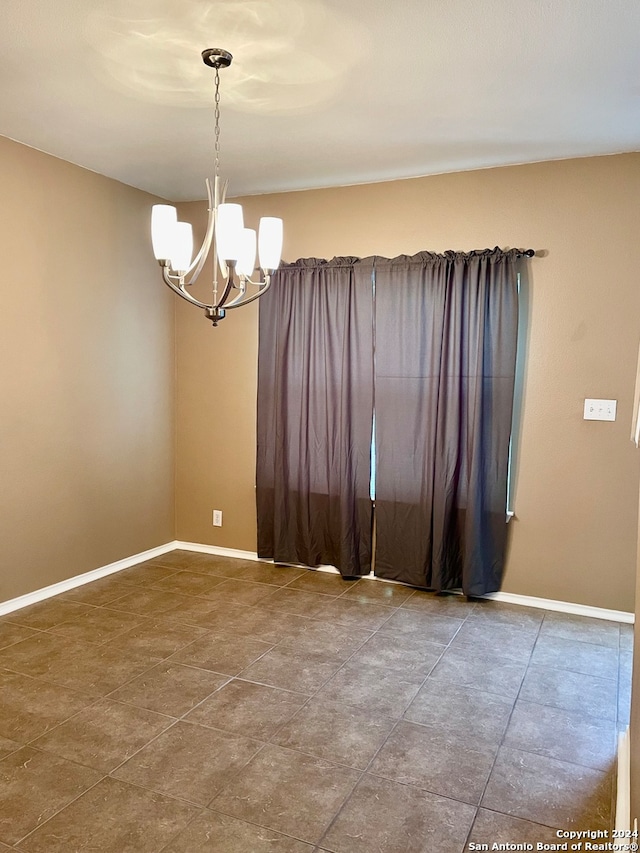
[1,0,640,851]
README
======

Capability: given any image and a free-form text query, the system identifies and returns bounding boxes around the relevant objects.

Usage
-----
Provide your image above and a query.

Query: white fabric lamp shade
[151,204,178,260]
[216,203,244,263]
[170,221,193,273]
[237,228,257,278]
[258,217,283,271]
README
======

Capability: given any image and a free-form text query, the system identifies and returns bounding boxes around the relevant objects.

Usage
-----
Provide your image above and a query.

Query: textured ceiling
[2,0,640,201]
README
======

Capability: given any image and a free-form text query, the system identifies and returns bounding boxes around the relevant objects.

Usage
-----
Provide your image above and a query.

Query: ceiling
[2,0,640,201]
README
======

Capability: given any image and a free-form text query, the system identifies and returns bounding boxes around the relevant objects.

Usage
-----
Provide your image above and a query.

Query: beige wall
[176,154,640,613]
[0,136,176,601]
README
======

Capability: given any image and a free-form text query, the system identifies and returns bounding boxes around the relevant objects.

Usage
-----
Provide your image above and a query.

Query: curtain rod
[521,249,535,257]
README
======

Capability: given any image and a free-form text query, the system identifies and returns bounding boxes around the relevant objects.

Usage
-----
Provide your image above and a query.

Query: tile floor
[0,549,631,852]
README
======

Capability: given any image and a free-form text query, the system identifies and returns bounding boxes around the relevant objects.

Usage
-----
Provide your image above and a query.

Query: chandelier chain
[214,67,221,179]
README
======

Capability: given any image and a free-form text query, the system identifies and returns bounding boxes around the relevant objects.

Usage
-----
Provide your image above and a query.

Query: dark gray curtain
[256,257,374,576]
[373,249,520,596]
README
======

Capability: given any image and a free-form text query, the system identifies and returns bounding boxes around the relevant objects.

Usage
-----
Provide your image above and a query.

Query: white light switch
[583,399,617,421]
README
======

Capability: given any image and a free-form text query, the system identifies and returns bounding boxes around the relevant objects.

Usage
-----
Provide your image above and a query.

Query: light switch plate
[583,399,617,421]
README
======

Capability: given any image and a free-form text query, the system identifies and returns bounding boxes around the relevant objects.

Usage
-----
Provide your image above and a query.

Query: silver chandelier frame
[152,49,283,326]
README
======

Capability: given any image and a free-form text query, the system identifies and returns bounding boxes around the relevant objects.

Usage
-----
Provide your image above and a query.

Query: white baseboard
[615,727,631,833]
[0,541,177,617]
[483,591,634,624]
[175,541,264,563]
[0,539,634,625]
[176,542,634,624]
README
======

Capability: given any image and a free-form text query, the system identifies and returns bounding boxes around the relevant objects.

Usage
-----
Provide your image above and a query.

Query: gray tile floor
[0,550,631,852]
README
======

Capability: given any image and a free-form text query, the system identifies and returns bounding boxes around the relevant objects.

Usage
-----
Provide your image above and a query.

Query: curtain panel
[256,257,374,576]
[373,249,520,595]
[256,248,521,596]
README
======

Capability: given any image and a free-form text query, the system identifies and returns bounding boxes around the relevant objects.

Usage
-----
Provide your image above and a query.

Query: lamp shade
[151,205,178,260]
[258,217,283,271]
[216,203,244,263]
[170,221,193,273]
[237,228,257,278]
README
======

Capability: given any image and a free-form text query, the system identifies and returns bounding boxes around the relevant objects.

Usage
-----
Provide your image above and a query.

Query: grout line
[22,695,106,748]
[156,809,207,853]
[314,609,473,848]
[458,609,621,841]
[13,760,109,848]
[460,614,545,849]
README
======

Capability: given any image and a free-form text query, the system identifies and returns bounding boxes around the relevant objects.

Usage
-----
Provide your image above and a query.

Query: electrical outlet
[212,510,223,527]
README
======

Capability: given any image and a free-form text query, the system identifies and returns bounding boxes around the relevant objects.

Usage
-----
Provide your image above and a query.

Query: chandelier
[150,49,283,326]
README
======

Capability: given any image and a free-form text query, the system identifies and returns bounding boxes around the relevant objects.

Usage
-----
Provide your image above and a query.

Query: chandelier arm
[222,277,247,307]
[216,269,237,308]
[161,264,213,310]
[182,175,231,286]
[223,277,256,308]
[224,274,273,310]
[176,283,213,309]
[214,177,230,283]
[184,179,216,285]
